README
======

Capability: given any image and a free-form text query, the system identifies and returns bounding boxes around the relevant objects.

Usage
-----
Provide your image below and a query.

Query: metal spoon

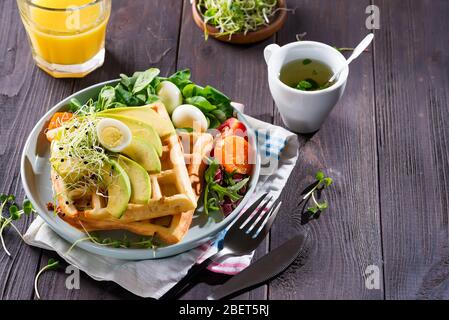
[326,33,374,85]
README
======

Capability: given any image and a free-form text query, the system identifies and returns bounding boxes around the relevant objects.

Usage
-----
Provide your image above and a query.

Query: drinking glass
[17,0,112,78]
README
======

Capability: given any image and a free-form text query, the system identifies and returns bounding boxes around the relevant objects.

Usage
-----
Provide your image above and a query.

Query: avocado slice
[99,114,162,156]
[117,155,151,204]
[106,160,131,218]
[122,136,161,173]
[99,106,175,138]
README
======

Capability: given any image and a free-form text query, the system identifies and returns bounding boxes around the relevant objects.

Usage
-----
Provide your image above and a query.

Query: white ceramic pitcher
[264,41,349,133]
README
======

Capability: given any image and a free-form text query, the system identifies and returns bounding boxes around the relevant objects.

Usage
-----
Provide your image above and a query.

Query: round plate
[21,80,260,260]
[192,0,287,44]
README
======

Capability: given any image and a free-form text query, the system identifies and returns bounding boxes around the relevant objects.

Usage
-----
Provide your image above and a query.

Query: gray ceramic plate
[21,80,260,260]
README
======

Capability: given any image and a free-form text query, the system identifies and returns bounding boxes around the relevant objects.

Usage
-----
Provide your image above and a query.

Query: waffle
[58,132,213,244]
[52,102,213,244]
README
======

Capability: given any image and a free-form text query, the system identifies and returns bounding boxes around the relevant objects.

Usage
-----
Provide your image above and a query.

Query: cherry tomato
[217,118,247,139]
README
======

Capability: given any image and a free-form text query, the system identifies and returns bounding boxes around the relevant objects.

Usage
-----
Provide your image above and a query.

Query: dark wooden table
[1,0,448,300]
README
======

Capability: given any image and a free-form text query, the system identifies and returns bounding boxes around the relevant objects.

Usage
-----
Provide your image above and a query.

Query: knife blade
[207,232,309,300]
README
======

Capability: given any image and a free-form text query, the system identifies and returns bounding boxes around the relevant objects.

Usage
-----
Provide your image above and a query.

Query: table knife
[207,232,309,300]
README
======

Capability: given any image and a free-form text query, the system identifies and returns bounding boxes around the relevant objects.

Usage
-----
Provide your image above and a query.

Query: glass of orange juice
[16,0,111,78]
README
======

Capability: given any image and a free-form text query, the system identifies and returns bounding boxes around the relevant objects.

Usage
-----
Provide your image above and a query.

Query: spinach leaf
[146,85,160,104]
[119,74,134,91]
[206,113,220,129]
[210,109,227,123]
[202,85,230,105]
[182,81,233,120]
[185,96,216,112]
[135,93,147,104]
[171,69,191,81]
[115,84,141,106]
[98,86,116,110]
[146,94,160,104]
[132,68,160,94]
[182,83,204,98]
[201,86,233,118]
[146,84,156,96]
[167,69,192,89]
[216,102,234,118]
[151,77,162,91]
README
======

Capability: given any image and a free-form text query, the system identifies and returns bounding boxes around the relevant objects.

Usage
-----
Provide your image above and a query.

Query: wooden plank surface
[0,0,448,301]
[268,0,383,299]
[0,0,76,299]
[374,0,449,300]
[176,0,275,300]
[34,0,184,300]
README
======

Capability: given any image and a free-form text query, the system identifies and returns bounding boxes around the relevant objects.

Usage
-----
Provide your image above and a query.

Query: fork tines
[233,193,281,238]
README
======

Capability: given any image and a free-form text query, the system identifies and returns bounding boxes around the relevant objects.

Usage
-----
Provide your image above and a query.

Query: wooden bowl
[192,0,287,44]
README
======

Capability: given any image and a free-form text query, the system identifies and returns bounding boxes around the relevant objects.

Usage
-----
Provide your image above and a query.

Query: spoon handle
[329,33,374,83]
[346,33,374,65]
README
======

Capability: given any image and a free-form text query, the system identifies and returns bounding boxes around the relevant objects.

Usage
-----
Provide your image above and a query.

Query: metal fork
[160,193,281,300]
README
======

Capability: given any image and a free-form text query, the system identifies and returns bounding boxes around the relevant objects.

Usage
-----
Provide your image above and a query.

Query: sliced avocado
[99,106,175,138]
[122,136,161,173]
[99,114,162,156]
[106,160,131,218]
[117,155,151,204]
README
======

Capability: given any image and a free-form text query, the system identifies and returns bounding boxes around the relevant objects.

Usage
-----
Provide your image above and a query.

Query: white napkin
[23,116,299,299]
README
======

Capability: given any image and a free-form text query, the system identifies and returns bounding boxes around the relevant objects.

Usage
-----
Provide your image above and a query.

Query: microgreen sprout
[198,0,280,39]
[50,114,111,194]
[66,222,156,255]
[34,258,59,300]
[0,194,36,257]
[302,171,333,219]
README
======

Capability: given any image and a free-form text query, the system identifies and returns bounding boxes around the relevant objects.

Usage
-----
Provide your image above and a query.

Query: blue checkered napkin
[256,129,288,161]
[196,115,300,274]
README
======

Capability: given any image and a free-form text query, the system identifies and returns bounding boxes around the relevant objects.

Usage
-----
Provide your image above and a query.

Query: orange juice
[17,0,111,77]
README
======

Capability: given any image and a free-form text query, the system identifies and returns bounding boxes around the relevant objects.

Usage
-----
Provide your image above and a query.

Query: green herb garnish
[0,195,36,257]
[203,159,249,215]
[34,258,60,300]
[296,78,335,92]
[303,59,312,65]
[297,80,313,91]
[302,171,333,218]
[296,79,320,91]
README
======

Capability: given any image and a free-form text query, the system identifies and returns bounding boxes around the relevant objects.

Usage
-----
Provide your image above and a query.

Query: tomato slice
[214,135,252,174]
[47,112,73,130]
[217,118,247,139]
